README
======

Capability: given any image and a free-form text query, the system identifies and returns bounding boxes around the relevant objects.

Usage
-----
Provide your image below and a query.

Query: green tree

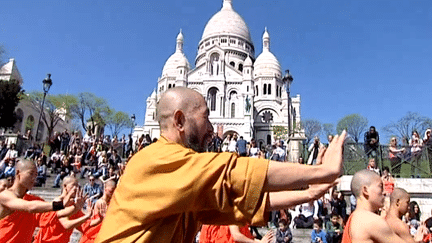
[0,79,24,130]
[336,114,368,143]
[301,119,322,145]
[272,125,288,140]
[383,112,432,143]
[322,123,335,137]
[26,92,77,141]
[70,92,109,134]
[105,109,134,137]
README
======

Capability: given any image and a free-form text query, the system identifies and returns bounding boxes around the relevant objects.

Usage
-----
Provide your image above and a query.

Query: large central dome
[201,0,252,43]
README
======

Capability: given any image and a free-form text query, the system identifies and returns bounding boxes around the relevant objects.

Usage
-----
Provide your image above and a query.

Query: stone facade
[0,58,71,145]
[135,0,305,161]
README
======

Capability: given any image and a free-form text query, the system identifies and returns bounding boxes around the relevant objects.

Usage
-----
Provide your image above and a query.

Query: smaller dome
[162,52,190,77]
[254,28,281,76]
[254,51,281,76]
[244,55,253,67]
[161,30,190,77]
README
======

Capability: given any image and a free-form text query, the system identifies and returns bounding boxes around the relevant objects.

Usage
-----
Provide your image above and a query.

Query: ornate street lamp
[282,70,294,140]
[130,114,136,135]
[35,74,53,142]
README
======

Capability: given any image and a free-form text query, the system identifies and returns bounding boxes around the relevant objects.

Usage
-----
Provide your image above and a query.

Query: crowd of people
[1,87,432,243]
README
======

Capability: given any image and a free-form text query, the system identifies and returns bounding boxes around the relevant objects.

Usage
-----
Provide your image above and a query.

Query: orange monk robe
[79,200,107,243]
[33,210,85,243]
[79,214,102,243]
[199,225,254,243]
[0,194,44,243]
[96,136,269,243]
[341,214,353,243]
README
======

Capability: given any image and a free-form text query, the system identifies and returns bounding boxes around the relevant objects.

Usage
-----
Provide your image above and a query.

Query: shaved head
[155,87,214,152]
[105,180,116,190]
[156,87,205,130]
[351,169,381,198]
[15,159,36,172]
[390,188,409,205]
[62,176,77,187]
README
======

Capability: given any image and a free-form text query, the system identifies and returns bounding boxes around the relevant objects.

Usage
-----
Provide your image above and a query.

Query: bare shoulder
[0,191,15,219]
[385,215,411,239]
[350,210,392,242]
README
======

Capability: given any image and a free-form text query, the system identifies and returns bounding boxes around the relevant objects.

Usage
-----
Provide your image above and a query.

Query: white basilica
[135,0,305,161]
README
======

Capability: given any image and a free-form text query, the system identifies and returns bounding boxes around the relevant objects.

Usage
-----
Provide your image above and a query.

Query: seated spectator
[48,149,62,173]
[100,166,120,184]
[311,218,327,243]
[325,212,343,243]
[53,156,73,188]
[2,158,16,179]
[294,201,318,229]
[72,148,83,173]
[3,144,18,161]
[23,143,37,159]
[366,158,380,175]
[84,175,103,205]
[108,149,121,168]
[35,157,47,187]
[93,151,108,178]
[276,218,292,243]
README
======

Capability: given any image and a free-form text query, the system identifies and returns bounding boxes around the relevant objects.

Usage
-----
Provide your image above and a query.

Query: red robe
[33,210,85,243]
[0,194,44,243]
[199,224,253,243]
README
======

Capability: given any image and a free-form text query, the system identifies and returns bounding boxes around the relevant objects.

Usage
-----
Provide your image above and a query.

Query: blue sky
[1,0,431,141]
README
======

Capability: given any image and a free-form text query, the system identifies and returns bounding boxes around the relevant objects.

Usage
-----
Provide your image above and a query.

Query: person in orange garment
[341,170,425,243]
[385,188,428,243]
[96,87,345,243]
[33,176,91,243]
[0,160,78,243]
[79,180,117,243]
[0,159,75,220]
[199,224,274,243]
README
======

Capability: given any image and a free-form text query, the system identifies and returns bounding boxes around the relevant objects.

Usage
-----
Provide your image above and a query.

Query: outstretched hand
[260,230,275,243]
[74,188,88,211]
[321,130,346,180]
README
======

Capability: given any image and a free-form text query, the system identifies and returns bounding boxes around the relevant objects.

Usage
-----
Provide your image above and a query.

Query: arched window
[238,64,243,72]
[173,84,175,87]
[231,103,235,118]
[268,84,271,95]
[207,87,218,111]
[255,85,259,96]
[168,84,172,89]
[267,135,271,145]
[25,115,35,134]
[263,84,267,95]
[230,61,235,67]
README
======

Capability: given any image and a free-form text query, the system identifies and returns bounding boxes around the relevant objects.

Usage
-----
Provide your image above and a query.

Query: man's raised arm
[264,131,346,192]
